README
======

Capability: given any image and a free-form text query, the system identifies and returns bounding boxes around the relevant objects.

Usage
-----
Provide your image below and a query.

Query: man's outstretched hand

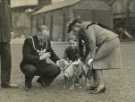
[39,52,51,60]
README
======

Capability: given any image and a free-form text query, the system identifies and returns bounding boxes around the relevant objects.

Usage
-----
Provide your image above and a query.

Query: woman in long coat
[68,19,122,94]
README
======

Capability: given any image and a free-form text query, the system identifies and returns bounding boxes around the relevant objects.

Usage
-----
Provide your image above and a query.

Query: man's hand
[57,59,68,67]
[39,52,51,60]
[56,59,69,71]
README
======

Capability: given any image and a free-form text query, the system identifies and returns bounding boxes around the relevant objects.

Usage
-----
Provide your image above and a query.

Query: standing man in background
[0,0,16,88]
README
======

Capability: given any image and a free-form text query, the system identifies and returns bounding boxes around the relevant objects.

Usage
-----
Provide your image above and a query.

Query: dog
[57,59,89,89]
[56,38,93,89]
[64,60,83,89]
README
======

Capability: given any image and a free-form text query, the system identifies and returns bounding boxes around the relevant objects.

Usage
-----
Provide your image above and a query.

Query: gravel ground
[0,41,134,102]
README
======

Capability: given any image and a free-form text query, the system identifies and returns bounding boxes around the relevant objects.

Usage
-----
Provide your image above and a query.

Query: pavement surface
[0,41,134,102]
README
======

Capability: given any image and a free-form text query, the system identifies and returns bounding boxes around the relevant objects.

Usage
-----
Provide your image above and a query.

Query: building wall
[39,0,52,6]
[52,0,64,3]
[32,0,114,41]
[11,0,38,8]
[112,0,135,38]
[32,7,72,41]
[72,0,113,28]
[12,10,31,38]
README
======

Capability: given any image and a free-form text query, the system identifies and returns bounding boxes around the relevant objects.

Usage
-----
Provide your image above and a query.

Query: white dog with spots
[57,59,89,89]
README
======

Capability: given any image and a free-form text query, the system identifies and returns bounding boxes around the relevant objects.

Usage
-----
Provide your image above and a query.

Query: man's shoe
[87,86,97,90]
[37,78,46,87]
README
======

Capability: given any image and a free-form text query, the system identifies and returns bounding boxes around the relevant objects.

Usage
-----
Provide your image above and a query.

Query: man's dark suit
[0,1,12,87]
[20,36,60,89]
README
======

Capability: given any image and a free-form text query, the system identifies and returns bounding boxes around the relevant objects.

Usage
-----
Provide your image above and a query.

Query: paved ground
[0,41,134,102]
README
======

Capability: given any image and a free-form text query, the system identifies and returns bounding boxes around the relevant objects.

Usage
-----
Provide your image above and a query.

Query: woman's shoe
[89,87,106,94]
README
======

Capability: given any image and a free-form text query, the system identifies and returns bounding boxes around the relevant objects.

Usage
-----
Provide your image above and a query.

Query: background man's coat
[0,1,12,87]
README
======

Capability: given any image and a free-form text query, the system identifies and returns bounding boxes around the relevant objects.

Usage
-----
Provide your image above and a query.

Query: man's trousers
[0,42,11,86]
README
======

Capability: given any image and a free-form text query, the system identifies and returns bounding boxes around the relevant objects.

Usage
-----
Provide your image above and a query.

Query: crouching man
[20,25,60,90]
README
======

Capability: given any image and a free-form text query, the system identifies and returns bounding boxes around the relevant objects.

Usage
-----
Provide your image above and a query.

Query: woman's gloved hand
[87,58,94,66]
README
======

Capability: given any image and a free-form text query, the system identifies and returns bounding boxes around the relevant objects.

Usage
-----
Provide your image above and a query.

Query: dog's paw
[69,86,75,90]
[78,86,82,89]
[64,85,67,89]
[75,84,82,89]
